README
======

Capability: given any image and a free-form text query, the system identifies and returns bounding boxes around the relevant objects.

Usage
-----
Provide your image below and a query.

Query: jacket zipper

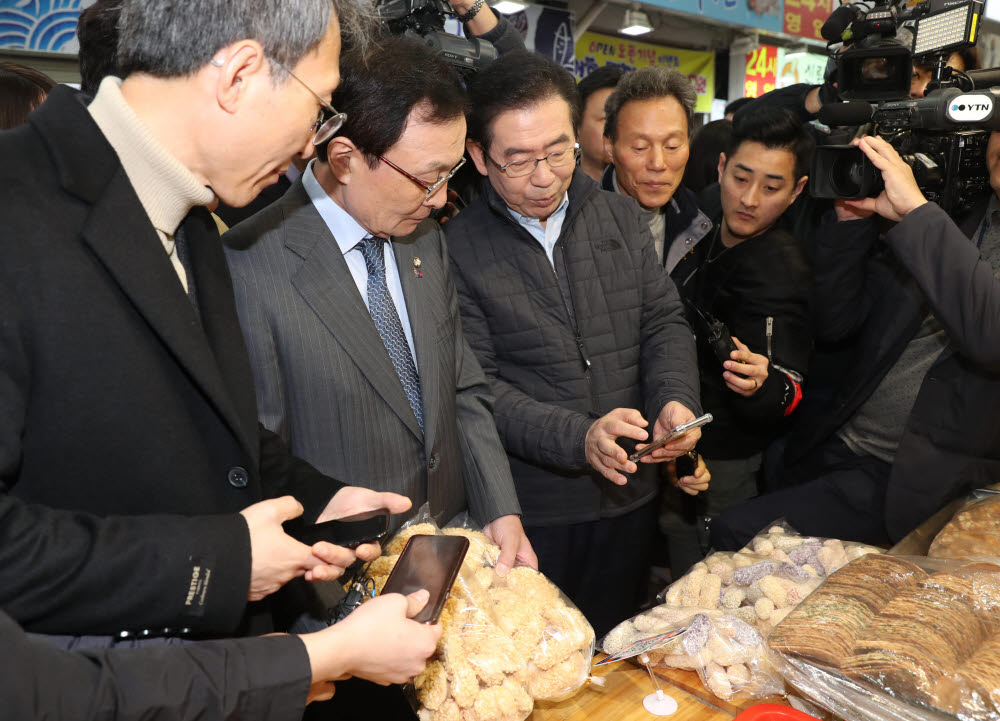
[500,213,598,410]
[766,316,774,361]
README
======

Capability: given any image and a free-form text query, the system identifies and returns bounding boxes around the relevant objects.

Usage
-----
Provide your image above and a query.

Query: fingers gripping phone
[628,413,713,463]
[286,508,391,549]
[380,534,469,624]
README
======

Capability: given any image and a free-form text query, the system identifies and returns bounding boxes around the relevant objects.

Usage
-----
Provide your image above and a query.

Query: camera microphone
[821,4,862,42]
[818,101,875,127]
[966,68,1000,91]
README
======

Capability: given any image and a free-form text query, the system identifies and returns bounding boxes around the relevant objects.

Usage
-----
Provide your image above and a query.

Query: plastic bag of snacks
[368,512,533,721]
[601,608,783,701]
[441,519,596,703]
[364,513,595,717]
[413,573,533,721]
[657,523,882,635]
[929,490,1000,561]
[768,554,1000,721]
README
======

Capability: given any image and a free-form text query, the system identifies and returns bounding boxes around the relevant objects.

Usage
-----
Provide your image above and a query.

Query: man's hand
[723,336,769,397]
[241,496,360,600]
[585,408,649,485]
[669,455,711,496]
[299,589,441,693]
[841,136,928,221]
[483,514,538,576]
[317,486,413,524]
[635,401,700,463]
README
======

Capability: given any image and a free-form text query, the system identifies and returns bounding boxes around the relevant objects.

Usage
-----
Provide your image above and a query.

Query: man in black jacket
[0,0,440,682]
[668,108,811,569]
[446,51,702,635]
[712,133,1000,548]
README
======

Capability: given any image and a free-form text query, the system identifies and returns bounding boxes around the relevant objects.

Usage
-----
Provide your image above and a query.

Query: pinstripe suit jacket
[223,181,520,527]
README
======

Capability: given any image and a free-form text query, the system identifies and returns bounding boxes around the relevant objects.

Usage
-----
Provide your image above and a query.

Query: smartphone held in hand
[628,413,713,463]
[380,534,469,624]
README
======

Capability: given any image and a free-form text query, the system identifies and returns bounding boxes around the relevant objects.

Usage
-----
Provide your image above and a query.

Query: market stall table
[530,656,736,721]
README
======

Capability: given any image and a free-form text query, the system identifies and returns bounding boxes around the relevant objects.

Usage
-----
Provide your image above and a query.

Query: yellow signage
[574,32,715,114]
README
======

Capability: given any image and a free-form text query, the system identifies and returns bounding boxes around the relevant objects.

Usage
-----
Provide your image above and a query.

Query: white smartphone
[628,413,713,463]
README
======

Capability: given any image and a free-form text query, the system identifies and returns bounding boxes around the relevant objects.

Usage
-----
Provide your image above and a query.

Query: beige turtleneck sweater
[87,76,215,293]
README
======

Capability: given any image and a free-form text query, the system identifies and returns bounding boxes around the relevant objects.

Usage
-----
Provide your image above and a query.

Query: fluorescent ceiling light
[491,0,526,13]
[620,8,653,35]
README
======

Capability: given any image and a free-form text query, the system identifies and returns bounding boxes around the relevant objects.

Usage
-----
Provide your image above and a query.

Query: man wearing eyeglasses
[225,37,533,598]
[445,51,702,636]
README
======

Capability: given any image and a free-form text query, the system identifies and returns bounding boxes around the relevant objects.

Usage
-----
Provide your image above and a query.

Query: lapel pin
[413,257,423,278]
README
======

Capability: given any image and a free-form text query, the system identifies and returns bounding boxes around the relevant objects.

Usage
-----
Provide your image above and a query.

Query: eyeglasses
[379,155,467,200]
[270,59,346,146]
[212,56,346,146]
[486,143,581,178]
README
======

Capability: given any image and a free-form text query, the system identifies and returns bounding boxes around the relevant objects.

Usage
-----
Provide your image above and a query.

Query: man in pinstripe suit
[224,37,533,579]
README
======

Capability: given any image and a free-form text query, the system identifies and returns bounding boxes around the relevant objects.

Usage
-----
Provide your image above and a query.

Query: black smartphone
[675,450,698,478]
[287,508,391,548]
[379,534,469,624]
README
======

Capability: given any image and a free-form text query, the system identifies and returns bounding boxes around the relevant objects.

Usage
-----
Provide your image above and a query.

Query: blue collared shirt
[302,161,418,369]
[508,193,570,269]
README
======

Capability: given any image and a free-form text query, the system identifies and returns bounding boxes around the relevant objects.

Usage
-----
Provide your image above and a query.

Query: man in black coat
[712,134,1000,548]
[0,0,440,679]
[446,51,702,635]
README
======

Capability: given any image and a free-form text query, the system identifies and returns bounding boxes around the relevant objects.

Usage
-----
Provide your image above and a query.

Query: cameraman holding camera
[712,131,1000,550]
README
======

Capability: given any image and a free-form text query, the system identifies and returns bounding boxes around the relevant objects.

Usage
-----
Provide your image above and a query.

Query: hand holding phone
[380,534,469,624]
[628,413,713,463]
[286,508,391,549]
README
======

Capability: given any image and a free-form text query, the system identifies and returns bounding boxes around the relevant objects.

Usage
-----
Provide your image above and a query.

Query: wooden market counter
[529,660,736,721]
[529,656,789,720]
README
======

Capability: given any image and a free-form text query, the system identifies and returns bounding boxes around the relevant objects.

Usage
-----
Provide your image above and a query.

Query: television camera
[811,0,1000,215]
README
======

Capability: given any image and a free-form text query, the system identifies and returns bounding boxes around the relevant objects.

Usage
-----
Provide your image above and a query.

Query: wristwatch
[455,0,485,23]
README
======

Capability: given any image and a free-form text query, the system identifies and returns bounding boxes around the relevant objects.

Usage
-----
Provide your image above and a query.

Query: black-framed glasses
[379,155,467,200]
[213,56,347,145]
[486,143,581,178]
[270,59,346,146]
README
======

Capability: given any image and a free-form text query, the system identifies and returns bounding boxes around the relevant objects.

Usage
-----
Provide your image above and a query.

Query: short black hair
[318,34,468,168]
[577,65,625,113]
[727,106,813,180]
[0,61,55,130]
[724,97,753,117]
[77,0,122,95]
[682,119,733,194]
[466,49,580,152]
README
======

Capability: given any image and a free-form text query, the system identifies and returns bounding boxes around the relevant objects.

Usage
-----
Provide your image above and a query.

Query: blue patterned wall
[0,0,92,54]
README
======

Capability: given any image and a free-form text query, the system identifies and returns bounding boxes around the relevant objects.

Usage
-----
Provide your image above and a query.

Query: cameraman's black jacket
[788,196,1000,540]
[445,171,701,526]
[672,185,812,460]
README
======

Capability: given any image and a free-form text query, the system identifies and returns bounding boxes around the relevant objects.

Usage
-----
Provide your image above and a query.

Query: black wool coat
[0,86,339,637]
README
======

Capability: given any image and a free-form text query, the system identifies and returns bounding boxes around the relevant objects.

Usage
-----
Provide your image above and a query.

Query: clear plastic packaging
[367,513,595,717]
[929,491,1000,562]
[442,518,596,703]
[601,607,783,700]
[655,522,882,636]
[768,554,1000,721]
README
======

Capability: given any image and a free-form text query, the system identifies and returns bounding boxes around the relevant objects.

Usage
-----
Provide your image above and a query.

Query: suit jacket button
[228,467,249,488]
[428,455,439,471]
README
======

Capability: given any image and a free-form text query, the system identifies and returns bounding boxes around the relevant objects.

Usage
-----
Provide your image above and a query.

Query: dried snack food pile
[929,494,1000,561]
[769,554,1000,720]
[601,525,881,700]
[368,523,595,721]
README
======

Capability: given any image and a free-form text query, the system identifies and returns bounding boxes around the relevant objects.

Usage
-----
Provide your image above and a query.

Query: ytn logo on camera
[949,95,994,122]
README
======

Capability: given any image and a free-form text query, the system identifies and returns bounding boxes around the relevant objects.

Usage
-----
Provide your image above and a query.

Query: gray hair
[117,0,375,81]
[603,66,696,142]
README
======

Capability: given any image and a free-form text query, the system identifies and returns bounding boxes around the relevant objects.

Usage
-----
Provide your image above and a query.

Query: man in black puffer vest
[445,51,702,636]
